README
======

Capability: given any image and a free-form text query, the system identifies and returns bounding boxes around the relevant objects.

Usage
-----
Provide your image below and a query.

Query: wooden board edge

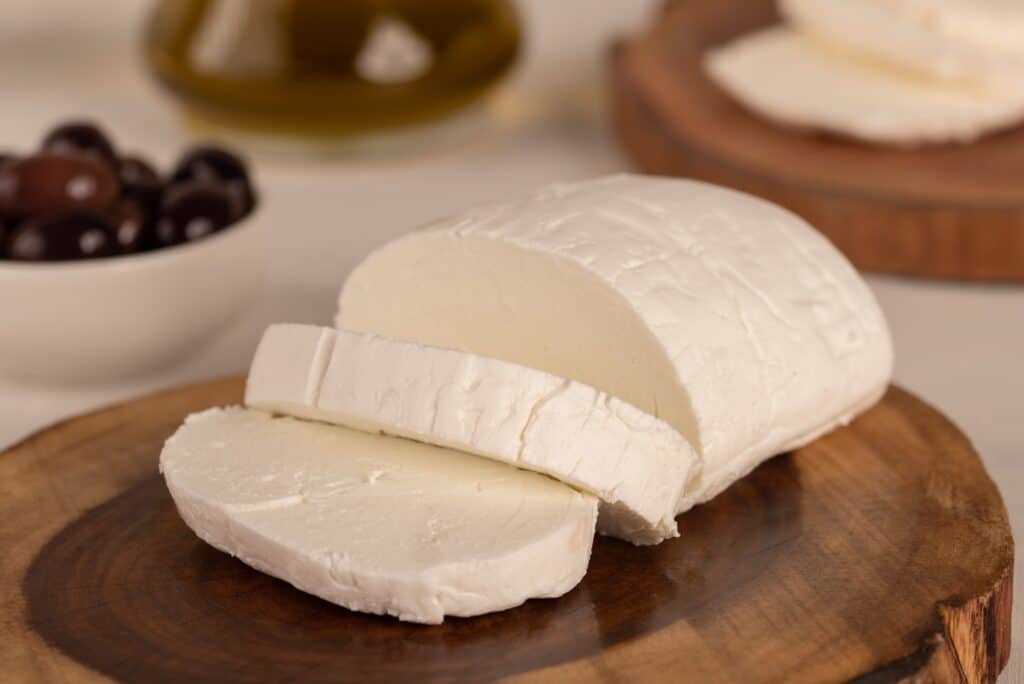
[851,563,1013,684]
[938,562,1014,682]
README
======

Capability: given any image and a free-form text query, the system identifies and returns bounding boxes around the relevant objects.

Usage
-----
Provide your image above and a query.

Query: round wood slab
[0,377,1012,682]
[611,0,1024,282]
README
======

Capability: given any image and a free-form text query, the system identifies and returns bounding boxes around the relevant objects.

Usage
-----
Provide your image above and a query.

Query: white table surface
[1,2,1021,680]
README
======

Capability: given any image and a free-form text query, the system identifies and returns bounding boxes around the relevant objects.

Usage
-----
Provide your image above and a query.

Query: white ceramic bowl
[0,215,267,385]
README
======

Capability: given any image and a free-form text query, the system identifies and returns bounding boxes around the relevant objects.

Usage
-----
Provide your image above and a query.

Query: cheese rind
[338,175,893,510]
[781,0,1024,89]
[705,27,1024,146]
[245,324,698,545]
[160,407,597,624]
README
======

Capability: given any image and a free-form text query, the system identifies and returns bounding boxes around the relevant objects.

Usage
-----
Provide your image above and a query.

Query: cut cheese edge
[781,0,1024,89]
[160,407,597,624]
[705,27,1024,146]
[246,323,698,545]
[243,323,335,422]
[338,174,893,509]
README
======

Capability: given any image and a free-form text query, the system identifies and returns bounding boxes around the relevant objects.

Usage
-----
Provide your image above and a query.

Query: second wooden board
[612,0,1024,282]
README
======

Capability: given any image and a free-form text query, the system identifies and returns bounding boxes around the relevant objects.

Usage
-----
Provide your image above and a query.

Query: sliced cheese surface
[782,0,1024,88]
[337,175,893,508]
[161,407,597,624]
[246,323,698,545]
[705,27,1024,146]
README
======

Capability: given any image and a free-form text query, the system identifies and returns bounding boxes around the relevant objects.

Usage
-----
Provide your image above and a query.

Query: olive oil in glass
[143,0,520,138]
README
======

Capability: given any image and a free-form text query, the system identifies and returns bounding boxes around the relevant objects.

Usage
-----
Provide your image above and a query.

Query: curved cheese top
[339,174,893,505]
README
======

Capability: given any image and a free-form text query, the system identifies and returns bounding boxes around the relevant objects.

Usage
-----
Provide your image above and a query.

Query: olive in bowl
[0,121,266,384]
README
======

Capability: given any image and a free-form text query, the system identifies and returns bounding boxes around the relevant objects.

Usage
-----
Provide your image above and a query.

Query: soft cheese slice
[246,323,698,545]
[705,27,1024,146]
[337,175,893,509]
[782,0,1024,89]
[160,407,597,624]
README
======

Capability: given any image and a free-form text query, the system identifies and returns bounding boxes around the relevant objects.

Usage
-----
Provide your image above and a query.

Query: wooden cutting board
[0,376,1012,683]
[611,0,1024,282]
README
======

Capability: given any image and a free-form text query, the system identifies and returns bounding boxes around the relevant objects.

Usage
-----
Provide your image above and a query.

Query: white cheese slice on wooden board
[704,26,1024,146]
[337,174,893,510]
[782,0,1024,89]
[160,407,597,624]
[246,323,699,545]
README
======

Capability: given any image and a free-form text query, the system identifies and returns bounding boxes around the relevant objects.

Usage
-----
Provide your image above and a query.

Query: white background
[0,2,1021,679]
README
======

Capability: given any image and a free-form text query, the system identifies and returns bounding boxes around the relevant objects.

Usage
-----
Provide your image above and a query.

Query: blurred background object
[0,0,658,426]
[0,117,265,384]
[144,0,520,140]
[613,0,1024,282]
[0,212,265,384]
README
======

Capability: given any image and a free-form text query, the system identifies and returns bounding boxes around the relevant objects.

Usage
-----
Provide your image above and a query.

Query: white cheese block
[782,0,1024,89]
[337,174,893,510]
[705,27,1024,146]
[246,323,699,545]
[160,407,597,624]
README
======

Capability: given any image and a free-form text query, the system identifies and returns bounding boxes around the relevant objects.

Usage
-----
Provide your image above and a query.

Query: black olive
[0,126,256,260]
[119,155,161,189]
[0,154,119,216]
[41,121,117,162]
[118,155,163,214]
[7,212,117,261]
[155,182,236,247]
[170,145,254,217]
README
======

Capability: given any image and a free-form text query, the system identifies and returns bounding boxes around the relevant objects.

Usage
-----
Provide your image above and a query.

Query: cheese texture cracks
[338,175,893,509]
[705,27,1024,146]
[246,324,699,545]
[160,407,598,624]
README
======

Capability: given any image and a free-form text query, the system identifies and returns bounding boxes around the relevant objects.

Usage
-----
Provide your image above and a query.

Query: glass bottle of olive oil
[144,0,520,138]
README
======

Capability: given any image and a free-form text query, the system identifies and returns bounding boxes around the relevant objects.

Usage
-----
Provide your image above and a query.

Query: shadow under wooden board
[0,376,1012,683]
[611,0,1024,282]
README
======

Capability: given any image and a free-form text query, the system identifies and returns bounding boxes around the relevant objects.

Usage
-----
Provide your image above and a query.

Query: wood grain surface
[0,376,1012,683]
[611,0,1024,282]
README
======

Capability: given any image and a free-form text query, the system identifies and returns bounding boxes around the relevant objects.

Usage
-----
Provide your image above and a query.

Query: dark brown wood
[0,377,1012,683]
[611,0,1024,282]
